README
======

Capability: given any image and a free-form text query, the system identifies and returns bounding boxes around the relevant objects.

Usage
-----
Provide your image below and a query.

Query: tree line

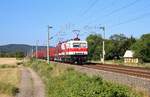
[0,33,149,62]
[86,33,150,62]
[0,51,25,58]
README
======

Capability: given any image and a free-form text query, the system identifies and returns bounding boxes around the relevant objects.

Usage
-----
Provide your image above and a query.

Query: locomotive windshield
[73,43,87,48]
[73,43,80,47]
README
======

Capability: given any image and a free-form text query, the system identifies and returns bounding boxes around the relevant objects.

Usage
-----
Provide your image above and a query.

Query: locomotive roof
[57,39,87,46]
[58,37,84,44]
[67,40,87,43]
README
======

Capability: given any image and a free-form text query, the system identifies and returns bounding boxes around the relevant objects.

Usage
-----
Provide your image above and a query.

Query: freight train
[33,37,88,64]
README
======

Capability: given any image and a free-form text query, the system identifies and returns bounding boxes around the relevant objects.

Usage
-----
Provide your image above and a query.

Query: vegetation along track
[81,63,150,79]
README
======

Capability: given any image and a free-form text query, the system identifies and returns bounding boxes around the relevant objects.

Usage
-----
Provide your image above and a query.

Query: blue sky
[0,0,150,46]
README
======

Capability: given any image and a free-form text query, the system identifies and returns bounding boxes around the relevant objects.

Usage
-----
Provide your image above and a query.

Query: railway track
[81,63,150,79]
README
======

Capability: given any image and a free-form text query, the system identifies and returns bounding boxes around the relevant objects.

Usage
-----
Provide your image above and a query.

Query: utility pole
[100,26,105,64]
[47,25,52,64]
[31,46,33,58]
[36,40,39,59]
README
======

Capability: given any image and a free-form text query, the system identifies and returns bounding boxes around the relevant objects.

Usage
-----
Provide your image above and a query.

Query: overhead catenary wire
[64,0,98,27]
[87,0,141,25]
[59,0,145,41]
[80,0,117,24]
[81,0,99,16]
[80,0,141,36]
[102,0,140,18]
[101,3,150,26]
[77,0,118,36]
[64,0,114,37]
[109,11,150,28]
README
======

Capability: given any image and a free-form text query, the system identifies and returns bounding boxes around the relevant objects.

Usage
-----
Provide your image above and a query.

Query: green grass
[26,59,141,97]
[137,63,150,69]
[0,81,19,96]
[0,68,20,96]
[0,64,17,68]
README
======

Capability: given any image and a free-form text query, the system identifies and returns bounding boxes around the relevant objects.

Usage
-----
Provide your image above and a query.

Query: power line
[88,0,140,24]
[81,0,99,16]
[103,0,140,18]
[80,0,116,23]
[102,3,150,25]
[66,0,98,25]
[83,11,150,35]
[109,11,150,28]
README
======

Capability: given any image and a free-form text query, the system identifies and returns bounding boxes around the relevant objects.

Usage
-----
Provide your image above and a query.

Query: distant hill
[0,44,47,56]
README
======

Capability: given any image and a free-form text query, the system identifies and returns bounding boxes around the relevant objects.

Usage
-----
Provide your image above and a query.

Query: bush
[26,60,141,97]
[0,64,17,68]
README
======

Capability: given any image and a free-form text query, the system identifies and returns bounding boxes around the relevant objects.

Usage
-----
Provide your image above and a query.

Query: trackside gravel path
[28,68,45,97]
[17,67,45,97]
[17,67,33,97]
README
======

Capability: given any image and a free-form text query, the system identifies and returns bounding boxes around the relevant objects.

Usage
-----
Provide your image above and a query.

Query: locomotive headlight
[80,43,87,48]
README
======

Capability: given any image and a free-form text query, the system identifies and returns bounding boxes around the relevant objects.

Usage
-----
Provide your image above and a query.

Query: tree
[106,34,136,60]
[108,34,127,59]
[131,33,150,62]
[105,39,114,59]
[86,34,103,60]
[15,51,25,58]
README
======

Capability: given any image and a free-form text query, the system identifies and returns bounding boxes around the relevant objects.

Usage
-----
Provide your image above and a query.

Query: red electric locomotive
[33,37,88,64]
[54,37,88,64]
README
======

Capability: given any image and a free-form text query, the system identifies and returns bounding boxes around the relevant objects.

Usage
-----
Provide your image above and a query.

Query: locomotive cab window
[73,43,80,48]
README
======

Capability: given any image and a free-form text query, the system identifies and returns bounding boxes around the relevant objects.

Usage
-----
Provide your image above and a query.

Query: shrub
[26,60,141,97]
[0,64,17,68]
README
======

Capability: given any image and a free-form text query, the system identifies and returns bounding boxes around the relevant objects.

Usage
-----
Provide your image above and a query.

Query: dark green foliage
[86,33,150,62]
[107,34,136,59]
[27,60,140,97]
[16,62,23,65]
[0,64,17,68]
[15,51,25,58]
[0,51,25,58]
[86,34,103,60]
[131,33,150,62]
[86,33,136,60]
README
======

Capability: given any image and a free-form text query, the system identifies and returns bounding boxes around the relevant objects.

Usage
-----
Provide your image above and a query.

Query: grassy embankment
[0,58,20,97]
[25,59,142,97]
[91,60,150,69]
